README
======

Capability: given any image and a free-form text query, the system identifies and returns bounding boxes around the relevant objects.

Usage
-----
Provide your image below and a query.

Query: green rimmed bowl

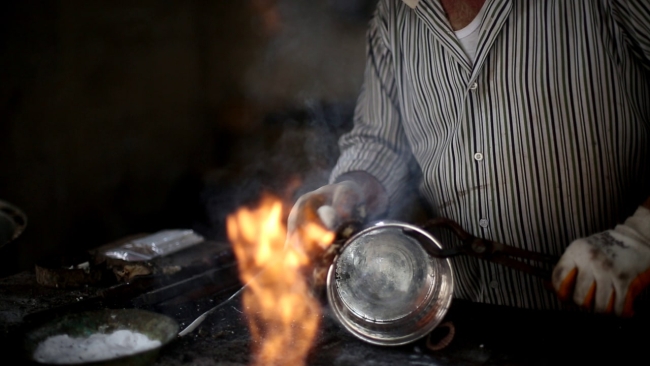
[23,309,179,366]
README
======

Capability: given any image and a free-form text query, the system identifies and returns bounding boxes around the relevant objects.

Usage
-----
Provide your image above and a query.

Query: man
[288,0,650,316]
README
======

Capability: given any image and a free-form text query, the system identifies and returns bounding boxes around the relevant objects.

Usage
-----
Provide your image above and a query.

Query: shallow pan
[23,308,179,366]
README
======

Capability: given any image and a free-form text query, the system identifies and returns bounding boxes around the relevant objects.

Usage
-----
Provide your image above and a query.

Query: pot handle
[0,200,27,248]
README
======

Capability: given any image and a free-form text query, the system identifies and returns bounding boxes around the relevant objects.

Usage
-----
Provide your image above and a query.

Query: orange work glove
[552,206,650,316]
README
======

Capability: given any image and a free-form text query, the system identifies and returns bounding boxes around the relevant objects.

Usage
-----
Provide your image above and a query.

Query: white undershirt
[454,3,488,63]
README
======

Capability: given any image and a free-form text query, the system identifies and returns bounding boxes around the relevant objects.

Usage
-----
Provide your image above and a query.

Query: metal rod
[178,283,247,337]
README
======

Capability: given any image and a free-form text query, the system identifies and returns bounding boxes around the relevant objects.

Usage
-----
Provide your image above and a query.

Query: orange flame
[227,193,335,366]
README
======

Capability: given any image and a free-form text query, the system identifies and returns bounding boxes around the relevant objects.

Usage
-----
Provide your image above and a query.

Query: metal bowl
[23,309,179,366]
[0,199,27,248]
[327,221,454,346]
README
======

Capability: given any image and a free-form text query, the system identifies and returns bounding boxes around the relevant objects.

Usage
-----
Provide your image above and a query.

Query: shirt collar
[402,0,420,9]
[411,0,512,74]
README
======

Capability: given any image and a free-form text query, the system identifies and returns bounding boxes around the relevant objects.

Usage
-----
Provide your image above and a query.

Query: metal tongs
[406,217,559,280]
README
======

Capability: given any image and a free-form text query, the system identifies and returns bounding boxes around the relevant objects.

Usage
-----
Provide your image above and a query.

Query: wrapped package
[102,230,204,262]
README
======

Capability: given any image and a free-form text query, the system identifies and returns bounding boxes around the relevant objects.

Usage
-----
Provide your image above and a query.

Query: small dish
[23,308,179,366]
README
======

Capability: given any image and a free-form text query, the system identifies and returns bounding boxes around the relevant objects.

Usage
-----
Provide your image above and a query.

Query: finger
[554,267,577,302]
[591,264,614,314]
[581,281,596,311]
[331,183,362,220]
[287,193,327,233]
[552,250,579,299]
[622,268,650,317]
[573,268,596,309]
[605,291,616,315]
[317,205,338,230]
[593,276,614,314]
[309,187,332,208]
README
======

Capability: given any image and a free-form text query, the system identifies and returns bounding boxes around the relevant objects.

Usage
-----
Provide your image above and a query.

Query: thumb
[317,205,338,231]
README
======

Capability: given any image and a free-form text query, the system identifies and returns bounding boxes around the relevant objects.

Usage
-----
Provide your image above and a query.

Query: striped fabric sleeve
[609,0,650,66]
[330,1,416,205]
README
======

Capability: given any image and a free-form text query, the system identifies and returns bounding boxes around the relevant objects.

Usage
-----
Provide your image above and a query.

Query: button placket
[469,77,490,233]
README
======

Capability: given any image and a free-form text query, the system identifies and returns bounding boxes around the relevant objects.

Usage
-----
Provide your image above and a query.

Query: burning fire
[227,193,335,366]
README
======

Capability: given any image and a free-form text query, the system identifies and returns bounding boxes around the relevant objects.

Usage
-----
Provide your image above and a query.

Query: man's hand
[552,206,650,316]
[287,181,366,235]
[287,171,388,235]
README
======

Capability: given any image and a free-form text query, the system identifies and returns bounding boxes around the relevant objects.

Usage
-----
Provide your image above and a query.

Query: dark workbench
[1,269,649,365]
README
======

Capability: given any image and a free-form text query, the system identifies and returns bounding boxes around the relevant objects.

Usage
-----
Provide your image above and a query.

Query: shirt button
[470,82,478,90]
[479,219,489,227]
[474,152,484,161]
[489,280,498,289]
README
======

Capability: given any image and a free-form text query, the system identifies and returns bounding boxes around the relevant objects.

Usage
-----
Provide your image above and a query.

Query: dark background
[0,0,379,278]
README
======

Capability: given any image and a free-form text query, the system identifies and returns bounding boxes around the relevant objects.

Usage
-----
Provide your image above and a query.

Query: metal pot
[326,218,557,346]
[0,200,27,248]
[326,220,454,346]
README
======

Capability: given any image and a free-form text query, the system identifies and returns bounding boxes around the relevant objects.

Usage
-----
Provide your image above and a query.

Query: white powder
[34,329,162,364]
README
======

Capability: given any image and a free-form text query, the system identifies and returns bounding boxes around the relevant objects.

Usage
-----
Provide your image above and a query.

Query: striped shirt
[330,0,650,310]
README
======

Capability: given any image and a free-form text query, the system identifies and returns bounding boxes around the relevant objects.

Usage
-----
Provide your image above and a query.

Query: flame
[227,193,335,366]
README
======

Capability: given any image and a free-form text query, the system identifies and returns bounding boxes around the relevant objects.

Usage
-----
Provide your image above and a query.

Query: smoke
[200,100,354,241]
[197,0,418,241]
[244,0,370,107]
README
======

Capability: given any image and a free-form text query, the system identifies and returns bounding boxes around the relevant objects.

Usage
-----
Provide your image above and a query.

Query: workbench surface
[1,271,647,365]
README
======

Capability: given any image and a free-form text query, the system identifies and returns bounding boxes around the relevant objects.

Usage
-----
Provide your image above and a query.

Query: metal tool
[415,217,558,279]
[326,218,559,346]
[177,284,246,337]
